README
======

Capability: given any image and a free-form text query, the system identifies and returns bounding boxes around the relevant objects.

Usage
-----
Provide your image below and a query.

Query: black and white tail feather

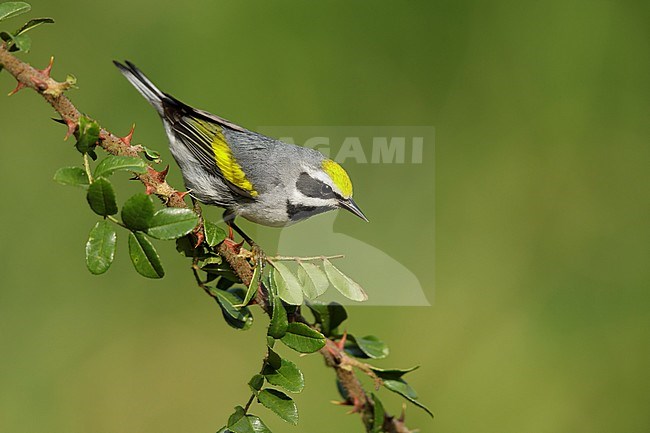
[113,60,247,133]
[113,61,167,115]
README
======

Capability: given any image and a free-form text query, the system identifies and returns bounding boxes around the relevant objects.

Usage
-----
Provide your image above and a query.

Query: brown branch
[0,44,414,433]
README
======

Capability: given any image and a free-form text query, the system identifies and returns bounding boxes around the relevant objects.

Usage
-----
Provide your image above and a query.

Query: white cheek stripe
[291,188,337,208]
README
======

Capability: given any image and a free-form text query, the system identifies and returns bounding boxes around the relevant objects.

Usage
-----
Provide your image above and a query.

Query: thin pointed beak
[339,197,369,222]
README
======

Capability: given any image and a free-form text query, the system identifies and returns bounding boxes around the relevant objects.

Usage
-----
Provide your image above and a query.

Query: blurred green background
[1,0,649,432]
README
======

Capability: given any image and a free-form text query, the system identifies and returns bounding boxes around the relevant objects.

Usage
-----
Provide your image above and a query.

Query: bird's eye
[321,184,333,195]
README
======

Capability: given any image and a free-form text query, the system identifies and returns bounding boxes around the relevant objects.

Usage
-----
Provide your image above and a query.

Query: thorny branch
[0,44,413,433]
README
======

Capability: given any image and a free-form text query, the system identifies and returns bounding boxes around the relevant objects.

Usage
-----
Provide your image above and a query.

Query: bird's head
[287,158,368,223]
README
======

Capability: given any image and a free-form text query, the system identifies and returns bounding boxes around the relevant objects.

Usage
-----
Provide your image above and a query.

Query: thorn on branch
[399,403,407,422]
[147,165,169,183]
[346,395,365,414]
[39,56,54,78]
[7,81,25,96]
[174,190,191,200]
[337,330,348,350]
[143,182,156,195]
[120,123,135,146]
[64,118,77,140]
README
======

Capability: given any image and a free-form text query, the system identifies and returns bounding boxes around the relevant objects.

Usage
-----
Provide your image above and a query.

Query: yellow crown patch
[322,159,353,198]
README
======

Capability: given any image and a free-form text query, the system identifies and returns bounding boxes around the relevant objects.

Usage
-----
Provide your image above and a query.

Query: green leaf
[227,407,246,428]
[14,17,54,36]
[128,231,164,279]
[146,208,198,240]
[249,374,264,392]
[238,264,260,307]
[75,116,100,156]
[297,262,329,299]
[121,193,154,231]
[369,366,419,381]
[280,323,326,353]
[175,236,195,257]
[383,379,433,418]
[258,389,298,425]
[267,276,289,338]
[211,288,253,330]
[86,177,118,216]
[227,406,272,433]
[0,2,30,22]
[204,220,227,246]
[11,32,29,52]
[53,166,89,188]
[94,155,147,178]
[323,259,368,302]
[263,348,304,393]
[306,302,347,337]
[346,335,389,359]
[371,393,385,432]
[271,263,302,305]
[142,146,161,163]
[85,220,116,275]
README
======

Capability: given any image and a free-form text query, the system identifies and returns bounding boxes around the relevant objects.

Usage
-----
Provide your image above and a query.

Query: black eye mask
[296,172,337,200]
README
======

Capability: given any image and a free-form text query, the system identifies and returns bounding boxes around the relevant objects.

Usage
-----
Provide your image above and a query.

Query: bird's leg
[191,198,205,248]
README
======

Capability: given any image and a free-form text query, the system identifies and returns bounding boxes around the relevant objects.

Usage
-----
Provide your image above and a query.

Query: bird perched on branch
[113,61,367,246]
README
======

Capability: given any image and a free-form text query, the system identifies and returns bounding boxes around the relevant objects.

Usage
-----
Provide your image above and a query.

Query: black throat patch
[286,201,333,221]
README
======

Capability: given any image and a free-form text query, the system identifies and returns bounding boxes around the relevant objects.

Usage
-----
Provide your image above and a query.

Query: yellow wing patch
[192,119,258,197]
[322,159,353,198]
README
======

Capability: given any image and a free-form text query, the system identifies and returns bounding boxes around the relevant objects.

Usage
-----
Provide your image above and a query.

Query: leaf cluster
[0,2,52,56]
[269,258,367,305]
[55,117,200,278]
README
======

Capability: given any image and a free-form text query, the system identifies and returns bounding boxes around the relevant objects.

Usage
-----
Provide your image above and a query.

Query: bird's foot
[191,199,205,248]
[250,243,267,278]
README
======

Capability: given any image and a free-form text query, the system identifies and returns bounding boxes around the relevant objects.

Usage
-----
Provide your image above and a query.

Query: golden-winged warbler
[114,61,367,244]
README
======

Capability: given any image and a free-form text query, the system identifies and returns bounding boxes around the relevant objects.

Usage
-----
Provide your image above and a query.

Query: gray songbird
[114,61,367,245]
